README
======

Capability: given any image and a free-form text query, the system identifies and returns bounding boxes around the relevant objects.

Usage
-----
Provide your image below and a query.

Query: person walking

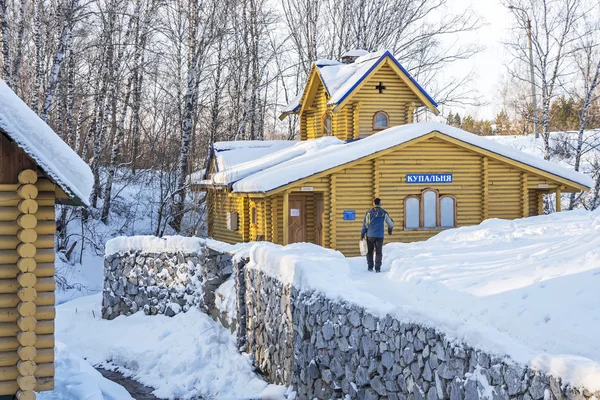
[360,198,394,272]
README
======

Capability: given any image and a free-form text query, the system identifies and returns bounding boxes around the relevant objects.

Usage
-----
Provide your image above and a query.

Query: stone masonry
[102,243,233,320]
[241,262,600,400]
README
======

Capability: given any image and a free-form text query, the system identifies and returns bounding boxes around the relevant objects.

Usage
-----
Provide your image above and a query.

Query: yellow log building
[194,50,591,257]
[0,80,92,399]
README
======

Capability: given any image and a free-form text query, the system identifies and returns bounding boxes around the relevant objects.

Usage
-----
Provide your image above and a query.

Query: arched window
[373,111,389,130]
[251,206,257,226]
[439,196,456,227]
[323,113,333,136]
[422,189,438,228]
[403,190,456,230]
[404,196,420,229]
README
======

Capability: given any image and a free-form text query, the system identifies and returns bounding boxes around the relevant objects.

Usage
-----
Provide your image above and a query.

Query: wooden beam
[482,157,488,221]
[521,172,528,218]
[282,192,289,246]
[537,192,544,216]
[353,103,360,139]
[556,187,561,212]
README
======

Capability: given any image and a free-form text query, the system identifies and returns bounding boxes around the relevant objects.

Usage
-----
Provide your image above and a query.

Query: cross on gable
[375,82,386,93]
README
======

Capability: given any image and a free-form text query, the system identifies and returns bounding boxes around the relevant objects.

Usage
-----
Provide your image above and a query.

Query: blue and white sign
[343,210,356,221]
[406,173,453,184]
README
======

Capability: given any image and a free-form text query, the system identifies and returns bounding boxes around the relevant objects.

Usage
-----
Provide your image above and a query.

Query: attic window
[373,111,389,130]
[323,113,333,136]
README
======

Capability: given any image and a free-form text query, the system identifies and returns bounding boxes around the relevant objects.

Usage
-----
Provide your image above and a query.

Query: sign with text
[406,173,453,184]
[290,209,300,217]
[343,210,356,221]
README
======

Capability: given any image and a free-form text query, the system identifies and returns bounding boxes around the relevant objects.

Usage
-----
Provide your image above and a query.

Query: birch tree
[504,0,584,160]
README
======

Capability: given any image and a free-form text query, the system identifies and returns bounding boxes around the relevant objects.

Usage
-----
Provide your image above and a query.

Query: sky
[445,0,515,120]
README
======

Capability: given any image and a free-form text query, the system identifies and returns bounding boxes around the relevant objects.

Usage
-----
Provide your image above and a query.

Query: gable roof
[0,80,93,205]
[195,122,593,194]
[280,50,439,119]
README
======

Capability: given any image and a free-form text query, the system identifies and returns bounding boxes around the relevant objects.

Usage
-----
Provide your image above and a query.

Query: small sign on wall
[406,173,453,184]
[290,209,300,217]
[300,186,314,192]
[343,210,356,220]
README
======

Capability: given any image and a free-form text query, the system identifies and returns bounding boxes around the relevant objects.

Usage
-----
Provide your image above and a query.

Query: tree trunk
[11,0,26,93]
[0,0,10,87]
[40,0,79,122]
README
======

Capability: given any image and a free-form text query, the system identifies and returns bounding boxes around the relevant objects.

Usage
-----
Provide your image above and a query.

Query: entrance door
[288,195,307,243]
[315,195,324,246]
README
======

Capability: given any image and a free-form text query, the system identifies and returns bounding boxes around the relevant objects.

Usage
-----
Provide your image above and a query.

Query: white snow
[215,277,237,324]
[213,140,297,171]
[0,79,93,204]
[281,91,304,114]
[53,294,286,399]
[38,343,134,400]
[229,122,592,193]
[105,234,254,257]
[342,49,370,58]
[203,136,342,187]
[244,209,600,390]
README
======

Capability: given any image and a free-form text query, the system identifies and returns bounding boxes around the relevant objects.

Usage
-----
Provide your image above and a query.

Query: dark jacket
[361,206,394,239]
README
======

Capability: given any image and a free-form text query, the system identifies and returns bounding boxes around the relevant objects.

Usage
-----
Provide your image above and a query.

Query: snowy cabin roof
[280,50,439,117]
[195,122,593,193]
[0,80,93,205]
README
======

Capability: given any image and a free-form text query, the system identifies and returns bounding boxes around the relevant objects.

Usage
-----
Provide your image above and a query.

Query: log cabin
[0,80,92,400]
[193,50,592,257]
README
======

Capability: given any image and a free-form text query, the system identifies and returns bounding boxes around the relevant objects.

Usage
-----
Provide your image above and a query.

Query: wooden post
[16,170,38,400]
[481,157,489,221]
[330,175,337,249]
[556,187,562,212]
[521,172,528,218]
[283,192,289,246]
[372,159,380,199]
[271,197,278,243]
[537,192,544,216]
[353,103,360,139]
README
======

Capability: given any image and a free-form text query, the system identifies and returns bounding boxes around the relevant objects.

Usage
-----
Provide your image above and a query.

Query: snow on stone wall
[102,239,233,320]
[239,262,600,400]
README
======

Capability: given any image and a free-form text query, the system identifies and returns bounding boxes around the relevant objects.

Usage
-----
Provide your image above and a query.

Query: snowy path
[96,368,162,400]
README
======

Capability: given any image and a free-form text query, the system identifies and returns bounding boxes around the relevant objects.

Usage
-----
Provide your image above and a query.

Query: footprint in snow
[521,293,529,300]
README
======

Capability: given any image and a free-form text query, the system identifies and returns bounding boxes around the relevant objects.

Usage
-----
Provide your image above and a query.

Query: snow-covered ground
[44,294,286,399]
[247,208,600,391]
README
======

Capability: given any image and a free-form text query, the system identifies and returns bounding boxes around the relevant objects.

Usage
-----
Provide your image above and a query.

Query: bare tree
[504,0,585,160]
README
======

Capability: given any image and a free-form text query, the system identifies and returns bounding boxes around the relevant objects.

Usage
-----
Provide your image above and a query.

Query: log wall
[0,169,55,399]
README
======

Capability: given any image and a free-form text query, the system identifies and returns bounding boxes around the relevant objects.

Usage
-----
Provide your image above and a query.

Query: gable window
[403,189,456,229]
[323,113,333,136]
[373,111,389,130]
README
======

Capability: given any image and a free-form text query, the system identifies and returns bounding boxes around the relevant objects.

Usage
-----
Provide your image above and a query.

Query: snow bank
[232,122,592,193]
[0,80,93,204]
[105,235,205,256]
[38,343,134,400]
[215,277,237,324]
[55,294,285,399]
[244,210,600,390]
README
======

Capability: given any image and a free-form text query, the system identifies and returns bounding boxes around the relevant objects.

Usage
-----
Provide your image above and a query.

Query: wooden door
[288,195,307,243]
[315,195,324,246]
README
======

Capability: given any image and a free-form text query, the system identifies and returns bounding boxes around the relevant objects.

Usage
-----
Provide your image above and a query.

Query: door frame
[283,190,326,246]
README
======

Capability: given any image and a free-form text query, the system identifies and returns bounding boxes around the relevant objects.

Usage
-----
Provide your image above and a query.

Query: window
[323,113,333,136]
[373,111,389,130]
[227,211,238,231]
[405,196,420,229]
[440,196,456,227]
[403,189,456,229]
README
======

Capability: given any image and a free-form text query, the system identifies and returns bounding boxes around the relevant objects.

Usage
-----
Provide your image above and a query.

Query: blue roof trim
[332,50,438,108]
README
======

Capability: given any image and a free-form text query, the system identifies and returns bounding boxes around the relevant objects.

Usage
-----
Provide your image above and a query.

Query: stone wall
[102,243,233,320]
[241,263,600,400]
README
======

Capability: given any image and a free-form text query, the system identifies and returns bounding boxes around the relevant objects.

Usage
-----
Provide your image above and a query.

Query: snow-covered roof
[281,50,438,117]
[342,49,370,58]
[211,140,298,172]
[200,122,593,193]
[0,80,93,205]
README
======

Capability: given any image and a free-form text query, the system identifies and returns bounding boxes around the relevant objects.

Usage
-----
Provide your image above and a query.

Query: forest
[0,0,599,240]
